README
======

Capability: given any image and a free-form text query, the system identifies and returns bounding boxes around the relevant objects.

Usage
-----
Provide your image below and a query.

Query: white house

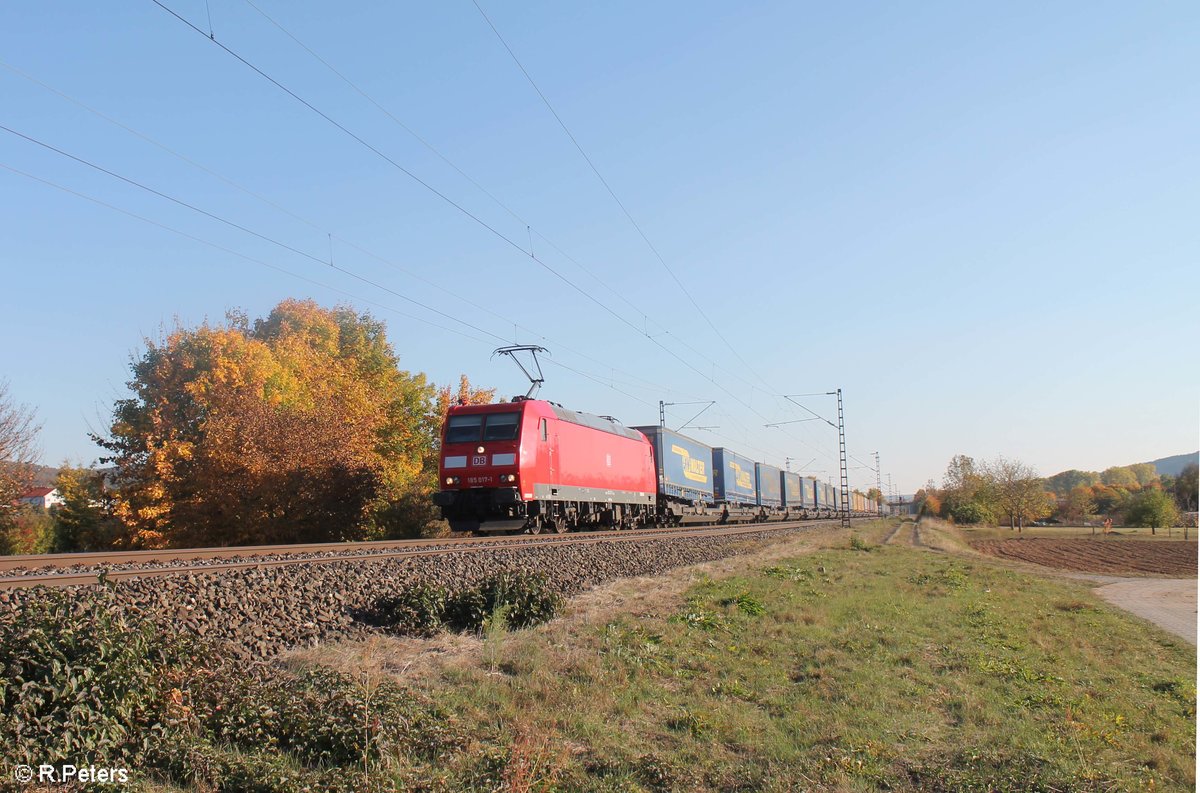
[17,486,64,510]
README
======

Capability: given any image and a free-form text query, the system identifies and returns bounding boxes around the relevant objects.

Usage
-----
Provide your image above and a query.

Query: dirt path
[1092,578,1197,645]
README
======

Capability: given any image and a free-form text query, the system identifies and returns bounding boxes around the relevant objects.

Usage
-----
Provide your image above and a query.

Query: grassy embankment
[288,519,1196,791]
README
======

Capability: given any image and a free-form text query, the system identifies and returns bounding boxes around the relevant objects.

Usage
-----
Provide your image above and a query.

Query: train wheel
[551,516,567,534]
[527,518,543,535]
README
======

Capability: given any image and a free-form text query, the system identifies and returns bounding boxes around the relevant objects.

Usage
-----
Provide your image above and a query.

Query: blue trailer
[634,426,714,502]
[803,476,819,509]
[781,471,805,510]
[756,463,782,508]
[712,448,757,505]
[815,481,831,510]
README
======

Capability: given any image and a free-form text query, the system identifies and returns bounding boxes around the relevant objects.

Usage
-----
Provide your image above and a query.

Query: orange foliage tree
[97,300,488,547]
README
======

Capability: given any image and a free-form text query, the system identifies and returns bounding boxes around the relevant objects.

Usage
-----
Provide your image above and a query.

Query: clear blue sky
[2,1,1196,495]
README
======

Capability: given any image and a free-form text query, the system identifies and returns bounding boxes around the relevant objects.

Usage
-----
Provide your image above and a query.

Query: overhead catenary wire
[0,123,509,345]
[231,1,783,404]
[148,0,807,438]
[158,4,833,452]
[0,88,695,400]
[469,0,781,396]
[0,162,494,345]
[0,160,674,410]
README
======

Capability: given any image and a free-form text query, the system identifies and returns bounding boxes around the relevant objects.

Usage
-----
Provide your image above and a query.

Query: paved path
[1092,578,1197,645]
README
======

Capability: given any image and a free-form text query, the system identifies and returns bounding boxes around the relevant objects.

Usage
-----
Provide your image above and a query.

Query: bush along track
[0,525,814,661]
[0,583,525,792]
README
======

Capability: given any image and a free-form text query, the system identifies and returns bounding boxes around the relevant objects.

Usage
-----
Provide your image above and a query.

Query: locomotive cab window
[445,414,483,444]
[482,412,521,441]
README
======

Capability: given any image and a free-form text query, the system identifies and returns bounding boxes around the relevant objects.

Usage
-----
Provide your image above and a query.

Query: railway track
[0,519,843,590]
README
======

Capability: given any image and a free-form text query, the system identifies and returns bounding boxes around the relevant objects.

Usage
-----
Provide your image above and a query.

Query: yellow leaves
[103,299,457,546]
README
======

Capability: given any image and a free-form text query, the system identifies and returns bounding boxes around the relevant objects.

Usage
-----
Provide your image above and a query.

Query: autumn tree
[988,456,1051,531]
[97,300,451,548]
[0,381,41,526]
[940,454,997,524]
[1128,463,1159,487]
[50,466,125,552]
[1064,485,1096,525]
[1101,466,1139,488]
[1045,469,1099,497]
[865,487,883,510]
[1175,463,1198,512]
[1091,484,1131,519]
[1125,488,1179,535]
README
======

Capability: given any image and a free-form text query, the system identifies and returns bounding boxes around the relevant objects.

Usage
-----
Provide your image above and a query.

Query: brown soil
[971,538,1198,576]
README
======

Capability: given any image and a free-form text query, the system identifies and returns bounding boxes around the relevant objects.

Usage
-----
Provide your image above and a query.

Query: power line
[3,58,708,401]
[149,0,794,429]
[146,1,844,466]
[0,123,510,344]
[228,3,781,403]
[0,158,678,411]
[0,161,494,345]
[470,0,780,394]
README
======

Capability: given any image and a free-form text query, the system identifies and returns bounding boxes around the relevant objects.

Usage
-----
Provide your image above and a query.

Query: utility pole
[837,389,849,529]
[874,451,883,517]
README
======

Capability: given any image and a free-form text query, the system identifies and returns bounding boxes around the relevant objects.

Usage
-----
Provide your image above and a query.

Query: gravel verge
[0,528,811,660]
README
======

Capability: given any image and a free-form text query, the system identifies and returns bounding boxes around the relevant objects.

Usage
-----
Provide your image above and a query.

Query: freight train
[432,396,878,534]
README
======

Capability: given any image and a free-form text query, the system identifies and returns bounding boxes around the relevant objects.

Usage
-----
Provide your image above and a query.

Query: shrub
[374,572,563,636]
[848,535,873,552]
[948,501,992,525]
[0,588,460,789]
[0,587,193,768]
[372,584,448,637]
[191,665,454,768]
[0,505,56,555]
[466,571,562,630]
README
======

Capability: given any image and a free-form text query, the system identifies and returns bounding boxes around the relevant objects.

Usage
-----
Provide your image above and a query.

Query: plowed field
[971,538,1198,576]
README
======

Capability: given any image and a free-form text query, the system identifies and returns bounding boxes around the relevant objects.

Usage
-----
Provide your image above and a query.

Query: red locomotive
[432,397,656,533]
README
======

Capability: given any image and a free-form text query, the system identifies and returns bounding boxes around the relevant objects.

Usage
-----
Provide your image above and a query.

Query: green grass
[380,526,1196,791]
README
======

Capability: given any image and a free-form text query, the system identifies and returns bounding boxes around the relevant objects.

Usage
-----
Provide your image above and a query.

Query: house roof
[20,486,55,498]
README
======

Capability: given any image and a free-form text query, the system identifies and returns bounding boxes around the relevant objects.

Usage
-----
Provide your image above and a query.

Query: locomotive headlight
[445,476,454,485]
[476,446,485,454]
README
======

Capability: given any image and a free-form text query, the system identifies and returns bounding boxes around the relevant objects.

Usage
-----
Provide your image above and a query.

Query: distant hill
[1147,452,1199,477]
[30,464,60,488]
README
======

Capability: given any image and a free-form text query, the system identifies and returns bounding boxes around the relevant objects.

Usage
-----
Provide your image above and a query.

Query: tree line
[915,454,1196,532]
[0,300,493,554]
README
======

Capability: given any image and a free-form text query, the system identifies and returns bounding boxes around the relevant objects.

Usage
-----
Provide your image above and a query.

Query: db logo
[472,455,487,466]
